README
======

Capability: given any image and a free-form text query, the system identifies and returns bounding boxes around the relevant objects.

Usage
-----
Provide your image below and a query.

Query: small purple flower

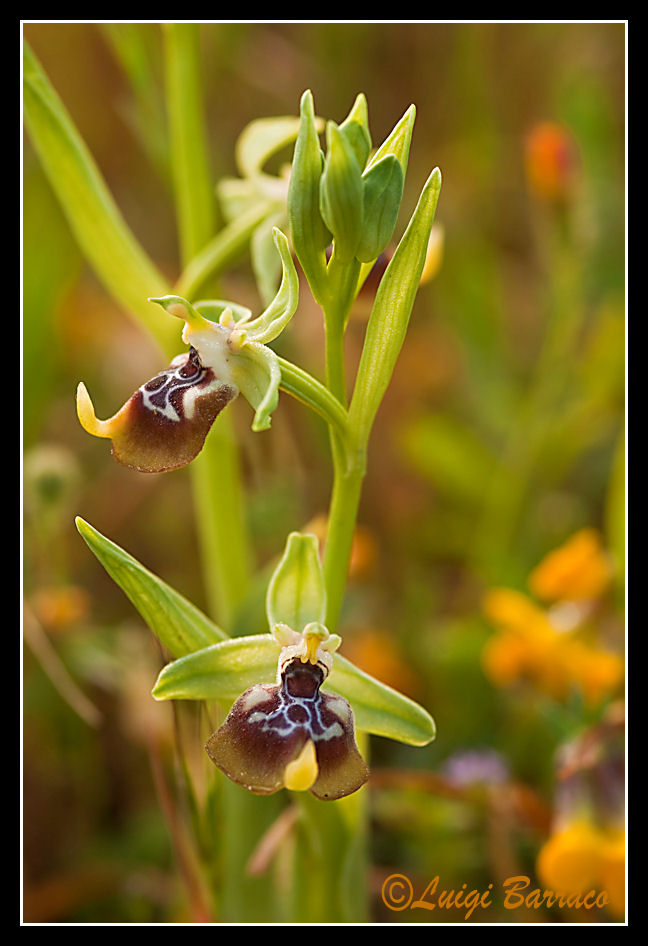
[442,749,510,788]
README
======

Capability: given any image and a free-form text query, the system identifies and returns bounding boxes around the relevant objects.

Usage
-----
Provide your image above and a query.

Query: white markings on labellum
[248,658,344,744]
[140,347,217,422]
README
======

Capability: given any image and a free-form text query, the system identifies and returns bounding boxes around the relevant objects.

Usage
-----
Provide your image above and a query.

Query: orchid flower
[76,227,298,472]
[206,621,369,800]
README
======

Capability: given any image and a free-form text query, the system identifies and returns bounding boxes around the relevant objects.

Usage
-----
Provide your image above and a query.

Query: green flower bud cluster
[288,90,415,304]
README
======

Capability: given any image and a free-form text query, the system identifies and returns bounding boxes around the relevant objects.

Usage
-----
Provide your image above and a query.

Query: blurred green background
[23,21,625,923]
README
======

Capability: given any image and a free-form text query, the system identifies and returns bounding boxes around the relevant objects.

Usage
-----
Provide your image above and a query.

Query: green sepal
[194,298,253,324]
[151,633,436,746]
[216,176,264,223]
[319,121,364,264]
[265,531,326,631]
[287,90,331,304]
[338,93,372,171]
[243,228,299,343]
[75,517,227,657]
[152,634,280,704]
[250,211,288,307]
[235,115,303,179]
[328,653,436,746]
[356,154,404,263]
[230,341,281,432]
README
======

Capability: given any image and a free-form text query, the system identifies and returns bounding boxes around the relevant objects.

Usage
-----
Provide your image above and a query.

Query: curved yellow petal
[284,739,318,792]
[76,382,120,439]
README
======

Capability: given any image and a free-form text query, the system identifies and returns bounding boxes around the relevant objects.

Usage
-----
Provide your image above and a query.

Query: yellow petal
[76,382,118,439]
[284,739,318,792]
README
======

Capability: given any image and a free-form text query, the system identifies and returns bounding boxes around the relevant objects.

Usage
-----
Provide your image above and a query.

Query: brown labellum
[77,348,237,473]
[206,655,368,800]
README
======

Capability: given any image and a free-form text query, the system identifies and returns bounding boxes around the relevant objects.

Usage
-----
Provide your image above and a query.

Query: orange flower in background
[529,529,612,603]
[536,821,625,919]
[524,121,579,203]
[481,531,623,706]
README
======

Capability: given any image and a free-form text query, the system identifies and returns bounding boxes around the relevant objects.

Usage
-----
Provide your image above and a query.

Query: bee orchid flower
[206,622,369,800]
[76,227,298,472]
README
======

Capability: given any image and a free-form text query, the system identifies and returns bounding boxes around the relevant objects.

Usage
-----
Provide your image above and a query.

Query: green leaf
[22,40,178,358]
[151,633,436,746]
[356,154,404,263]
[319,121,364,264]
[265,532,326,631]
[75,517,227,657]
[349,167,442,447]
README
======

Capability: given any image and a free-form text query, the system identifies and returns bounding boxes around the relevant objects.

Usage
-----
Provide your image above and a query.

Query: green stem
[277,356,349,436]
[162,27,265,926]
[323,449,366,632]
[292,786,369,922]
[163,23,215,265]
[322,252,361,404]
[162,22,253,630]
[175,200,282,300]
[190,417,251,627]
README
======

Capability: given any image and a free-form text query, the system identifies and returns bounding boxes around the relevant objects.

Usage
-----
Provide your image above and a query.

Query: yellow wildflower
[536,821,625,919]
[529,529,612,603]
[536,820,605,892]
[481,585,623,706]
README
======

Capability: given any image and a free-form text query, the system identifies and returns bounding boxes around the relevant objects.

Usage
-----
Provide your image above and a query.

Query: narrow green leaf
[349,167,442,447]
[75,517,227,657]
[22,41,178,357]
[265,532,326,631]
[151,633,436,746]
